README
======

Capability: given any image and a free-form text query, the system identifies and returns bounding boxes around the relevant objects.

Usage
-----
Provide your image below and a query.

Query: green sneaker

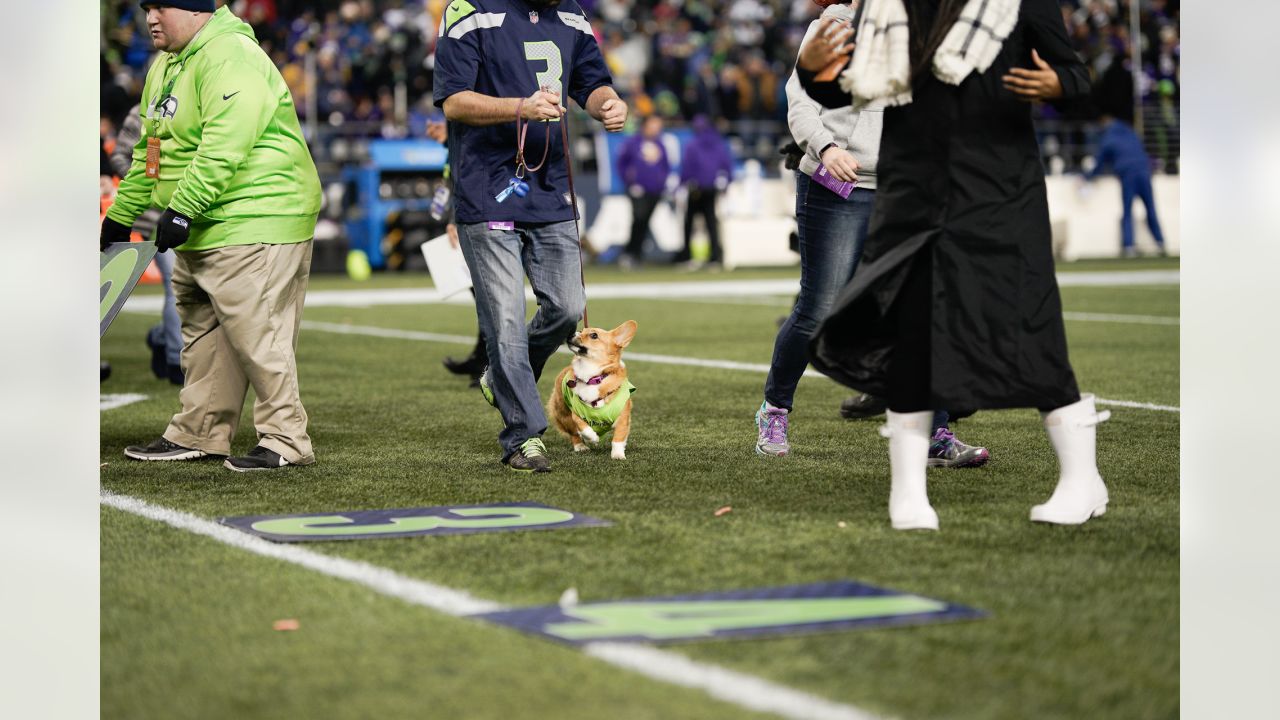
[506,437,551,473]
[478,367,496,407]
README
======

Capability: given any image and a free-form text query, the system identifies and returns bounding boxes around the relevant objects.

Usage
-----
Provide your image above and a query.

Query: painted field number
[220,502,610,543]
[546,597,947,641]
[474,580,986,645]
[250,506,575,537]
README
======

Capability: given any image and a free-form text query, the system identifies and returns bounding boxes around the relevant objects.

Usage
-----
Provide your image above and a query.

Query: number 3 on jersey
[524,40,563,120]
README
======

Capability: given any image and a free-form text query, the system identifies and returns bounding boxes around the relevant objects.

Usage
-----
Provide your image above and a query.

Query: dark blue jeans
[458,220,586,459]
[766,173,948,429]
[1120,172,1165,250]
[765,172,873,410]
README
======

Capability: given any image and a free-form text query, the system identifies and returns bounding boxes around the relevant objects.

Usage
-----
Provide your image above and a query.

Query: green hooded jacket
[107,6,320,251]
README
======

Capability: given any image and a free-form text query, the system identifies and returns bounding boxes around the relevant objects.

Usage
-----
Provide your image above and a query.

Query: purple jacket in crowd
[679,116,734,191]
[615,133,671,196]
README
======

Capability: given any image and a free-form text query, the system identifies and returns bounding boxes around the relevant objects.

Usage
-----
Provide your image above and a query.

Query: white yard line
[1062,312,1179,326]
[299,321,1181,414]
[121,270,1179,314]
[100,393,148,411]
[101,491,877,720]
[1089,398,1182,413]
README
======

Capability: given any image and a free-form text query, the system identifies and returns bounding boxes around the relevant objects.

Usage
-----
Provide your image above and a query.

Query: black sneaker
[124,437,210,461]
[224,445,292,472]
[839,393,888,420]
[166,363,184,386]
[505,437,551,473]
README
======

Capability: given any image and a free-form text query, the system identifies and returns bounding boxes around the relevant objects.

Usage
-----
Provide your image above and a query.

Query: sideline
[122,270,1180,314]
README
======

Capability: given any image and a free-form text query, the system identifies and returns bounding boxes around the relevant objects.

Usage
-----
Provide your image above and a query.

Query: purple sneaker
[928,427,990,468]
[755,402,791,457]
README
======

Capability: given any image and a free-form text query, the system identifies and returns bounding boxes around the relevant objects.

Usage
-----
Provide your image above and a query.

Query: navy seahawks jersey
[433,0,612,224]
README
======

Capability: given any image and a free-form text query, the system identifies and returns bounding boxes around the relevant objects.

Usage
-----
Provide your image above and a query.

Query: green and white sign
[220,502,610,543]
[474,581,985,645]
[100,242,157,337]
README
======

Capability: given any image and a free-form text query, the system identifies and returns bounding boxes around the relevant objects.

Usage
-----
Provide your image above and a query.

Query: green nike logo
[445,0,476,30]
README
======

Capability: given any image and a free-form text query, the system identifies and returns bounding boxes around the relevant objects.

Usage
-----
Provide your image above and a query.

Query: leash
[513,93,590,329]
[559,109,589,329]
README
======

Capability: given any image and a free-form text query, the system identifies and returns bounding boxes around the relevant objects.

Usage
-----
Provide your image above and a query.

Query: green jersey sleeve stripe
[444,0,476,31]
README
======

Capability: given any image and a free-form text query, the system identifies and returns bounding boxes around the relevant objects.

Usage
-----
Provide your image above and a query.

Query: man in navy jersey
[434,0,627,472]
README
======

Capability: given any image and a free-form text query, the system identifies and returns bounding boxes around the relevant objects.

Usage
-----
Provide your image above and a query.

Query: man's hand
[820,146,859,183]
[798,18,855,73]
[522,89,565,121]
[100,216,132,252]
[446,223,459,249]
[1002,49,1063,102]
[599,98,627,132]
[426,119,447,143]
[155,209,192,253]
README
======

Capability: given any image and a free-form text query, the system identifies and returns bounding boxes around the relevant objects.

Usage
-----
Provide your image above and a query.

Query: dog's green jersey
[562,377,636,437]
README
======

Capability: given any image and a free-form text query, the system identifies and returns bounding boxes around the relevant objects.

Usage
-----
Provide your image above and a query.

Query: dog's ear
[611,320,638,348]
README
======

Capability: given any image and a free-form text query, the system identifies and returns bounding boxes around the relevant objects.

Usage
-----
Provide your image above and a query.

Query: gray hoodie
[786,7,883,189]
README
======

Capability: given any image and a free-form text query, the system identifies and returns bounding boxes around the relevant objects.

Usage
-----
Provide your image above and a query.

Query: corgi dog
[547,320,638,460]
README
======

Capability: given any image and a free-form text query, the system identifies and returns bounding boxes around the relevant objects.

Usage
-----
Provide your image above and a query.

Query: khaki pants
[162,241,314,464]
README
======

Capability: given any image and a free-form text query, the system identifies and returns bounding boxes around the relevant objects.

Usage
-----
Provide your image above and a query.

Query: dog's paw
[579,427,599,445]
[611,441,627,460]
[572,442,589,453]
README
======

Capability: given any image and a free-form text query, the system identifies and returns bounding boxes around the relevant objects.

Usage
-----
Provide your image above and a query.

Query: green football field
[100,258,1179,720]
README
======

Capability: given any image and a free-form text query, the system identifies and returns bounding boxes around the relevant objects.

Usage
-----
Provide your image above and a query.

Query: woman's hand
[797,18,855,73]
[1001,49,1064,101]
[821,146,860,183]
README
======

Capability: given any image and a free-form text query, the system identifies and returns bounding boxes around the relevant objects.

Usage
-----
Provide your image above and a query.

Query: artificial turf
[101,261,1178,719]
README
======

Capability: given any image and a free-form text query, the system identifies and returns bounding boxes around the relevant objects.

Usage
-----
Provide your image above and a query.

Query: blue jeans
[153,247,182,366]
[766,173,949,430]
[1120,173,1165,250]
[458,220,586,459]
[765,172,873,410]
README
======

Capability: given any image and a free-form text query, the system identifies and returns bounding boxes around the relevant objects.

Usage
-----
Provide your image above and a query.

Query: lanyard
[146,58,186,138]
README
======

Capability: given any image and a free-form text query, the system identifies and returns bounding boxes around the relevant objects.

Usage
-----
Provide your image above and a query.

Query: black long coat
[805,0,1090,414]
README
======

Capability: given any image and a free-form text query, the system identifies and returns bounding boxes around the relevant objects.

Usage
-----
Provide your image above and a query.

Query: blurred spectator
[100,0,1178,171]
[676,115,734,269]
[615,115,671,269]
[1082,114,1166,257]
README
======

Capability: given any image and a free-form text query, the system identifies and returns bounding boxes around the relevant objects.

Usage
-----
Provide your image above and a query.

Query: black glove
[778,141,804,171]
[155,208,192,253]
[100,217,132,252]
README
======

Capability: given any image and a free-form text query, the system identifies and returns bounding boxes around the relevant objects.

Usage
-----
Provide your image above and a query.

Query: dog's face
[566,320,637,364]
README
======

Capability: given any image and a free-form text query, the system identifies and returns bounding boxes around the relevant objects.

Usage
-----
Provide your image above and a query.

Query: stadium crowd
[101,0,1179,167]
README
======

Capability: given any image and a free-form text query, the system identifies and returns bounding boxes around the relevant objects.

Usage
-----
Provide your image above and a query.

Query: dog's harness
[565,373,608,403]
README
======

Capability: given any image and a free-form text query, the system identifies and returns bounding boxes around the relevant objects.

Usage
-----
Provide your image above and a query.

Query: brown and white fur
[547,320,637,460]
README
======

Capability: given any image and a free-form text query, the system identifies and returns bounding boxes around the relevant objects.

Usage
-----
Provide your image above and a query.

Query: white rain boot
[1031,393,1111,525]
[881,410,939,531]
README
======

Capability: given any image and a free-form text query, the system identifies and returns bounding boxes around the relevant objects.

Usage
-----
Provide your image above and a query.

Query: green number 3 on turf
[524,40,563,114]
